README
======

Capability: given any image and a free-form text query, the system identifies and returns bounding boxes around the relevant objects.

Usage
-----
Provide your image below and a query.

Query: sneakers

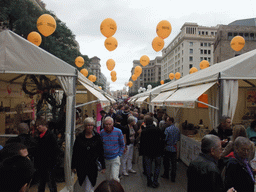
[122,171,129,176]
[152,182,160,188]
[128,169,137,174]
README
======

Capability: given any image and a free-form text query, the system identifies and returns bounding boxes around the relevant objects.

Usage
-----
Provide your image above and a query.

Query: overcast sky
[42,0,255,91]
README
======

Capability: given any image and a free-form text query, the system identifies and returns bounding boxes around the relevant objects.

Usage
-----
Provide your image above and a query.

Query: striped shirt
[100,127,125,160]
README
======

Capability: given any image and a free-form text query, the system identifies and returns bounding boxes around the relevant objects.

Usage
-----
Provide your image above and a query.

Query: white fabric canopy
[164,82,216,108]
[0,30,77,191]
[151,90,176,106]
[135,96,149,105]
[105,94,116,104]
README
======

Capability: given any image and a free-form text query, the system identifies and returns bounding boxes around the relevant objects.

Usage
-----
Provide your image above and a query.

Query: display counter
[180,134,201,166]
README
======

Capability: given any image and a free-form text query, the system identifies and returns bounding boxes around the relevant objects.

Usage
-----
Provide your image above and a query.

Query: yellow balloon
[160,80,164,85]
[100,18,117,38]
[140,55,150,67]
[106,59,115,71]
[37,14,56,37]
[110,70,117,77]
[175,72,181,80]
[80,68,88,77]
[111,76,117,82]
[156,20,172,39]
[104,37,118,51]
[132,74,137,81]
[75,56,84,68]
[169,73,174,80]
[200,60,210,69]
[88,75,93,82]
[92,75,97,82]
[134,66,142,77]
[152,36,164,52]
[128,81,133,87]
[27,31,42,46]
[189,67,198,74]
[230,35,245,52]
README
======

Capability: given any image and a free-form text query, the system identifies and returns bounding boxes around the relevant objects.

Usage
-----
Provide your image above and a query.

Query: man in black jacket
[187,134,235,192]
[139,115,165,188]
[34,118,59,192]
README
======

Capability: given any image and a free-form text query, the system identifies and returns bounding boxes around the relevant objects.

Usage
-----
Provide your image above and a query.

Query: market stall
[0,30,77,191]
[151,49,256,165]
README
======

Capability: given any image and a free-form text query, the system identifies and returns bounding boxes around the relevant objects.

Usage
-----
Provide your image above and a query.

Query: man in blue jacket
[100,116,125,182]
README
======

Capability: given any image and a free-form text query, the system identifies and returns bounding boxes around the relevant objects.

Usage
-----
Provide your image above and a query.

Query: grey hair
[127,116,136,124]
[104,116,114,124]
[220,115,231,123]
[83,117,95,126]
[201,134,221,154]
[234,136,251,150]
[17,123,29,134]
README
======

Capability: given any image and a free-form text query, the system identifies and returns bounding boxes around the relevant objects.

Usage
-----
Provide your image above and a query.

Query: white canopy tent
[156,49,256,129]
[0,30,77,191]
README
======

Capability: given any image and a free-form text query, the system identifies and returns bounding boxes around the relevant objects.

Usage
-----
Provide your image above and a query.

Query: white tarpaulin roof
[161,49,256,92]
[164,82,216,108]
[0,30,77,76]
[151,90,176,106]
[78,72,110,108]
[135,95,149,105]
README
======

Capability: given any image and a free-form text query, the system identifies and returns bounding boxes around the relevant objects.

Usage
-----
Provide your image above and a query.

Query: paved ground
[30,156,188,192]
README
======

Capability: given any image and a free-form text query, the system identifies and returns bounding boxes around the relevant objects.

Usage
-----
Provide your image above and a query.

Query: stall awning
[135,96,149,105]
[164,82,216,108]
[151,90,176,106]
[79,80,110,108]
[105,94,116,104]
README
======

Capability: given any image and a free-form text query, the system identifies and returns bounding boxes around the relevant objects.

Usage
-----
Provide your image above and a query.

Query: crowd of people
[1,102,256,192]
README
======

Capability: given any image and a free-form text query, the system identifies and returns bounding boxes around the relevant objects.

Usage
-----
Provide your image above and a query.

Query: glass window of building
[200,42,203,46]
[189,64,193,68]
[189,56,193,61]
[204,50,207,54]
[245,33,249,40]
[200,57,203,61]
[228,32,233,40]
[206,31,208,35]
[211,32,214,36]
[189,42,193,46]
[208,43,211,47]
[204,57,207,60]
[190,49,193,54]
[204,43,207,47]
[208,50,211,54]
[250,33,255,40]
[200,49,203,54]
[202,31,204,35]
[208,57,211,62]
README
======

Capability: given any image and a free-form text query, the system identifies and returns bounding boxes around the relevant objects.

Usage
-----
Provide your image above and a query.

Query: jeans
[38,168,57,192]
[105,156,121,182]
[144,156,161,185]
[163,151,177,180]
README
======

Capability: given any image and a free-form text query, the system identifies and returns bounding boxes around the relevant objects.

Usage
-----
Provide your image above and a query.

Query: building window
[234,32,238,36]
[204,57,207,60]
[208,57,211,62]
[189,42,193,46]
[211,32,214,36]
[208,50,211,54]
[201,42,203,46]
[245,33,249,40]
[190,49,193,54]
[206,31,208,35]
[250,33,255,40]
[201,50,203,54]
[228,32,233,40]
[204,43,207,47]
[189,64,193,68]
[200,57,203,61]
[208,43,211,47]
[182,50,184,55]
[202,31,204,35]
[204,50,207,54]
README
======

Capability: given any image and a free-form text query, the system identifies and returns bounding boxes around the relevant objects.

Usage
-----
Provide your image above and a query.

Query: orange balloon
[99,86,102,90]
[106,59,115,71]
[111,76,117,82]
[152,36,164,52]
[134,66,142,77]
[132,74,137,81]
[37,14,56,37]
[140,55,150,67]
[110,70,117,77]
[160,80,164,85]
[80,68,88,77]
[128,81,133,87]
[88,75,93,82]
[169,73,174,80]
[175,72,181,80]
[75,56,84,68]
[100,18,117,38]
[200,60,210,69]
[189,67,198,74]
[104,37,118,51]
[156,20,172,39]
[91,75,97,82]
[230,35,245,52]
[27,31,42,46]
